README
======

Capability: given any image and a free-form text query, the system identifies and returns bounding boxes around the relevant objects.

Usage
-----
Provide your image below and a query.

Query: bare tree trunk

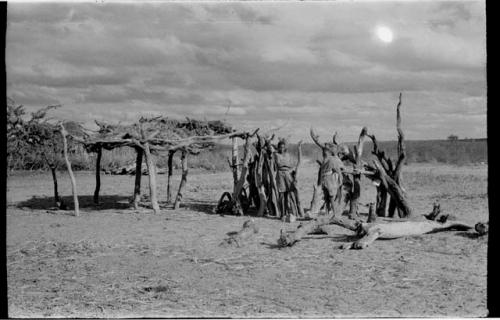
[133,147,143,210]
[266,157,280,217]
[256,185,268,217]
[166,150,175,203]
[60,124,79,217]
[254,150,267,217]
[348,175,361,218]
[231,137,252,215]
[388,197,397,218]
[375,187,388,217]
[49,165,59,206]
[93,146,102,204]
[367,203,377,222]
[278,215,359,247]
[231,137,239,190]
[373,160,411,218]
[174,150,188,210]
[143,143,160,214]
[293,141,304,217]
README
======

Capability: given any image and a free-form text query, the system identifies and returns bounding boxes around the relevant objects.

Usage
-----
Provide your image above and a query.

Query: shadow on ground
[16,195,133,211]
[455,231,486,239]
[181,200,285,221]
[180,200,217,214]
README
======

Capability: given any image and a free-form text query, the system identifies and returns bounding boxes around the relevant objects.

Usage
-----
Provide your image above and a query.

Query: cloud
[6,1,486,140]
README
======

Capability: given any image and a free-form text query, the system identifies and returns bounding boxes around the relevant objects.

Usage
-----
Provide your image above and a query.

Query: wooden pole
[231,137,239,192]
[59,123,79,217]
[143,142,160,214]
[255,148,267,217]
[93,146,102,204]
[133,147,143,210]
[49,165,59,206]
[174,150,188,210]
[373,160,411,218]
[293,141,304,217]
[375,187,388,217]
[167,150,175,203]
[266,156,280,217]
[232,137,252,215]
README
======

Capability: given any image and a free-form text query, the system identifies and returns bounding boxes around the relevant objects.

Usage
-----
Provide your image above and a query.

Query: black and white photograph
[6,0,488,317]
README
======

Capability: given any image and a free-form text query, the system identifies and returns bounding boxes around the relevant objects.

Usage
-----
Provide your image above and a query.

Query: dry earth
[7,162,488,317]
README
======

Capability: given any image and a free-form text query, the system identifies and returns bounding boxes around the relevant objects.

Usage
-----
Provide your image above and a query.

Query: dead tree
[279,205,482,249]
[338,219,476,250]
[372,159,411,218]
[366,93,410,218]
[328,127,371,219]
[59,123,79,216]
[248,135,270,217]
[278,215,359,247]
[216,130,259,216]
[244,134,303,219]
[307,128,369,217]
[263,136,280,216]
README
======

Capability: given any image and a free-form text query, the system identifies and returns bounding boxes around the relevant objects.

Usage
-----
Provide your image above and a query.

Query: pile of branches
[83,116,234,153]
[216,133,303,220]
[247,135,303,219]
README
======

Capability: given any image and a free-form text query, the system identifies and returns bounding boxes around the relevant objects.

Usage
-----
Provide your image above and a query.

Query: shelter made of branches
[65,116,253,214]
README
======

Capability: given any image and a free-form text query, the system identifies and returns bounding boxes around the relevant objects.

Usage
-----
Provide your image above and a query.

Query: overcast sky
[6,1,486,142]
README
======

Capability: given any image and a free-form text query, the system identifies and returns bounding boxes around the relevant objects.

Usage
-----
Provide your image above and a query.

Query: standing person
[274,139,299,222]
[318,143,345,216]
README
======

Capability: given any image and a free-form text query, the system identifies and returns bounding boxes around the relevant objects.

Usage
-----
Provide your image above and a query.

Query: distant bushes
[8,139,487,173]
[283,139,487,166]
[366,139,487,165]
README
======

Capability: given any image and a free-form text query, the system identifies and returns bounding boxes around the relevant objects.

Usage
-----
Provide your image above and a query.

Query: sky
[6,0,486,142]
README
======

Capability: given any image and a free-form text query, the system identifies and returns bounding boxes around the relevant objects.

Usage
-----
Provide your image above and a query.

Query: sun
[376,26,394,43]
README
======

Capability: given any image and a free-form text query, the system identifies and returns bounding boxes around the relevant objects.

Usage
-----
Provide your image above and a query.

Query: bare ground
[7,162,488,317]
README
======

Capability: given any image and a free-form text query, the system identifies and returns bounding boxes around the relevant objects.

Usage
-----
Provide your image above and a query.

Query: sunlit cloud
[6,1,486,141]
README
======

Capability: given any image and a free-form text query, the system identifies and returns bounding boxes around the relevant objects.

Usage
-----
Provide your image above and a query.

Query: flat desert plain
[6,162,488,317]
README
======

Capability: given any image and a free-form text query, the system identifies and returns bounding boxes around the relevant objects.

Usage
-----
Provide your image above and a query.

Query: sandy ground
[7,162,488,317]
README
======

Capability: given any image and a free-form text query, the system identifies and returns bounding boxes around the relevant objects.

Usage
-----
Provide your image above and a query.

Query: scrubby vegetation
[7,100,486,173]
[8,139,487,173]
[293,140,487,166]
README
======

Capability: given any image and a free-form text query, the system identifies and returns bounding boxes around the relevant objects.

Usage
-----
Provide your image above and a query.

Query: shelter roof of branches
[65,116,245,154]
[59,115,255,214]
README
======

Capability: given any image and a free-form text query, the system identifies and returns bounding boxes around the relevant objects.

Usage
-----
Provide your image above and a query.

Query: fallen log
[278,215,358,247]
[220,219,259,247]
[340,220,476,250]
[278,208,485,250]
